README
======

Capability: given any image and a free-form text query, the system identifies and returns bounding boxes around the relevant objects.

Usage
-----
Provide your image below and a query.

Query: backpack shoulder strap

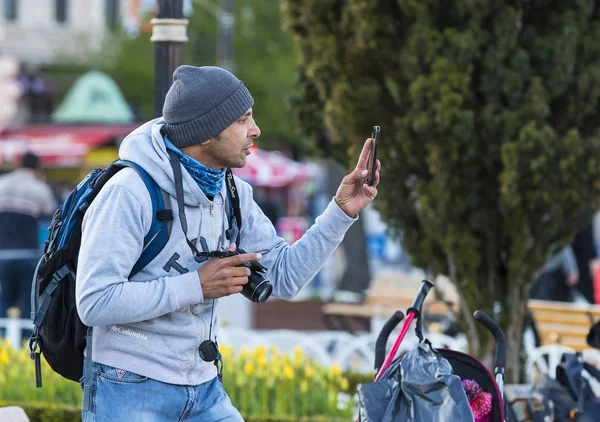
[114,160,173,277]
[584,361,600,383]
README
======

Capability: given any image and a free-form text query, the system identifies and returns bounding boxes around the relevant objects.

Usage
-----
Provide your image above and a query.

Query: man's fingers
[222,252,262,267]
[230,276,249,286]
[226,276,249,295]
[355,138,373,170]
[227,284,244,295]
[363,184,378,200]
[221,266,251,278]
[360,169,369,180]
[372,168,380,187]
[228,243,237,252]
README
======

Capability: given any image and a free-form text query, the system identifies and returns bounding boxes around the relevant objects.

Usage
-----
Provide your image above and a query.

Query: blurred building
[0,1,149,125]
[0,0,126,66]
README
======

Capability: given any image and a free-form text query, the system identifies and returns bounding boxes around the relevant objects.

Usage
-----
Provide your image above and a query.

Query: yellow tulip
[271,364,281,378]
[304,364,314,379]
[283,354,292,365]
[269,354,280,366]
[283,365,294,380]
[258,354,268,367]
[1,339,12,351]
[18,351,28,365]
[244,362,255,375]
[331,363,342,377]
[294,346,304,360]
[0,350,8,366]
[220,345,233,359]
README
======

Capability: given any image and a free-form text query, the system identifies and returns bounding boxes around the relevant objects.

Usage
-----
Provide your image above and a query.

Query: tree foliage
[283,0,600,379]
[186,1,302,150]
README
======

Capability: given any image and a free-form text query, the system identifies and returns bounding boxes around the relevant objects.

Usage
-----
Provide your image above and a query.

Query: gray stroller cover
[358,341,475,422]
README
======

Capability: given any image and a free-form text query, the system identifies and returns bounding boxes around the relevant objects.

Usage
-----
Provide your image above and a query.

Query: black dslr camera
[226,248,272,304]
[198,248,272,366]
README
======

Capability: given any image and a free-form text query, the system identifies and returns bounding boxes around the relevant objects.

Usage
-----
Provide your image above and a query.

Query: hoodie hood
[119,118,222,207]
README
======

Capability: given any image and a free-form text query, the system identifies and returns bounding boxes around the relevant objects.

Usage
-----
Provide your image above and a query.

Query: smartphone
[367,125,380,186]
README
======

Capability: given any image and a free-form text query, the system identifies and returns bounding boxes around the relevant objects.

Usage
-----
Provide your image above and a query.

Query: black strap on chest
[225,168,241,247]
[167,150,242,259]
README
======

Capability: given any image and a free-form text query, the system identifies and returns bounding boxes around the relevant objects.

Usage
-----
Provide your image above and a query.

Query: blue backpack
[28,160,173,386]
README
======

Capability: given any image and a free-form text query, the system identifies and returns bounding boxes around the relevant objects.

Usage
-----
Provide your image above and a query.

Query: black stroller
[357,280,508,422]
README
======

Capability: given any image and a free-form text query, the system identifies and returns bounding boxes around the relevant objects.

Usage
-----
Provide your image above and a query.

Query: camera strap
[167,149,243,381]
[167,150,242,254]
[167,150,204,257]
[225,168,242,248]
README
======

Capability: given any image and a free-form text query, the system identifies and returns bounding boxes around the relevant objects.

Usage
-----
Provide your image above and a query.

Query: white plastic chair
[525,344,575,381]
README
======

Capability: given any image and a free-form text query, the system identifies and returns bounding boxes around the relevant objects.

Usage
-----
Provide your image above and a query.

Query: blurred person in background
[0,152,56,321]
[571,211,600,304]
[530,245,582,303]
[253,187,281,226]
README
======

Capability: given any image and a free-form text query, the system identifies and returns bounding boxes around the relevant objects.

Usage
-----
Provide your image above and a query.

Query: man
[75,65,380,421]
[0,152,55,321]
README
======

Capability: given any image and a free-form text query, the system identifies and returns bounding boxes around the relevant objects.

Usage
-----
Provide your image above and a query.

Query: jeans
[81,362,244,422]
[0,257,37,318]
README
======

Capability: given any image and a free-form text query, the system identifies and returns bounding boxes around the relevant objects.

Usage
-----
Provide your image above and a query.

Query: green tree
[283,0,600,380]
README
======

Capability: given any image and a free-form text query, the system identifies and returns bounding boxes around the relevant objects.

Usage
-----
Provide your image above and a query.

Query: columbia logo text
[110,325,148,340]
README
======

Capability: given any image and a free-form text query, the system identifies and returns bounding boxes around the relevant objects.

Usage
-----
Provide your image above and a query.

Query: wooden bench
[527,299,600,351]
[322,273,459,334]
[323,277,600,348]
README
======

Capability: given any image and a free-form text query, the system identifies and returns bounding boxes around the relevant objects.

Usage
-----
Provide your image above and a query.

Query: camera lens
[253,280,272,304]
[242,272,273,304]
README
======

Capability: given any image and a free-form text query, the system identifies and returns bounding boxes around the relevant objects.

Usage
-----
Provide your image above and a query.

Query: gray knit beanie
[163,65,254,148]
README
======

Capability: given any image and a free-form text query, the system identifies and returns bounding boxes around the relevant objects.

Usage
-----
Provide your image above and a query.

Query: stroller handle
[375,280,435,382]
[374,311,404,373]
[473,310,507,368]
[409,279,434,312]
[474,310,507,420]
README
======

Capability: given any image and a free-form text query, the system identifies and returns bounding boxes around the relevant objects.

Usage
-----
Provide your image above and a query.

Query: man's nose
[249,122,261,139]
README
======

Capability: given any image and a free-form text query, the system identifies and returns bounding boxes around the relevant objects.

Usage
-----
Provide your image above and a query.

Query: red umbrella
[0,124,138,167]
[232,145,316,187]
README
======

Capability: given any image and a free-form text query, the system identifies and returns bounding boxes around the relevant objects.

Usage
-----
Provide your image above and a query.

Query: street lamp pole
[217,0,235,72]
[194,0,236,72]
[151,0,188,117]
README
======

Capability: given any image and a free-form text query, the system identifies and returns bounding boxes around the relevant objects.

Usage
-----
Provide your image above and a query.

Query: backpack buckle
[28,327,43,388]
[156,209,173,221]
[28,327,40,358]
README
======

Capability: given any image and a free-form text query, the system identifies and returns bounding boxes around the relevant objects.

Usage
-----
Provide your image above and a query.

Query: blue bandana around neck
[164,136,226,198]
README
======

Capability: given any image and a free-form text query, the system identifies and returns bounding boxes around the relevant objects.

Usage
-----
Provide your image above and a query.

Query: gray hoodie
[75,119,357,385]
